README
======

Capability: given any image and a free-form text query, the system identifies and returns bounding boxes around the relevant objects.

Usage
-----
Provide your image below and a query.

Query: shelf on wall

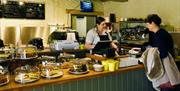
[66,9,104,16]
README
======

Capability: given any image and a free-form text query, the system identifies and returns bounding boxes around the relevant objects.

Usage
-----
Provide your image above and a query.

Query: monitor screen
[80,1,93,12]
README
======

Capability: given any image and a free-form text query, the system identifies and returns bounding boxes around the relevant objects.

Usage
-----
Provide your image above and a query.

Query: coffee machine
[48,31,80,50]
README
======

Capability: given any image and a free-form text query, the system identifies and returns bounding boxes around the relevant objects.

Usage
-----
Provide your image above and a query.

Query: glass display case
[119,21,148,46]
[40,61,63,79]
[0,67,9,86]
[14,65,40,84]
[15,45,38,60]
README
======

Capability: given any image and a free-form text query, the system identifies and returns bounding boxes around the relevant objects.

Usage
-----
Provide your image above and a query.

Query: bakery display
[0,66,9,86]
[40,61,63,79]
[15,72,40,83]
[68,58,90,75]
[41,68,63,79]
[14,65,40,84]
[15,46,38,59]
[0,54,11,59]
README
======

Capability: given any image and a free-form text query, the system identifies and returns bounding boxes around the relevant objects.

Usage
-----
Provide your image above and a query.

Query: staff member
[85,17,118,56]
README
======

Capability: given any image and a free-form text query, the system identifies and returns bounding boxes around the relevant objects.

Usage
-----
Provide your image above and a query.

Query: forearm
[85,43,95,50]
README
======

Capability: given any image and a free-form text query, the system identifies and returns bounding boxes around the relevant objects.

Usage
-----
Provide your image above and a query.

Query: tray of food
[0,79,9,86]
[68,70,89,75]
[68,64,89,75]
[15,72,40,83]
[15,46,38,60]
[0,66,9,86]
[14,65,40,84]
[41,69,63,79]
[40,61,63,79]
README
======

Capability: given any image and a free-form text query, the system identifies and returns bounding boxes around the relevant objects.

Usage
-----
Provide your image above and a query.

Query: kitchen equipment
[0,39,4,48]
[52,40,79,50]
[28,38,44,50]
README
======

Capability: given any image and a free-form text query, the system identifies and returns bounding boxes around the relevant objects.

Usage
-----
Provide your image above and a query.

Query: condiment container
[101,61,109,71]
[102,59,120,71]
[108,61,116,71]
[93,64,104,72]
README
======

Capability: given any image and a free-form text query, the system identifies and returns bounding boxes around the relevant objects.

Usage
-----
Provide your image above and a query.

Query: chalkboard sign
[0,1,45,19]
[3,1,25,18]
[25,3,45,19]
[0,5,2,18]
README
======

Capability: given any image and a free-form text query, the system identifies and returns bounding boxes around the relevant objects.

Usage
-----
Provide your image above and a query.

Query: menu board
[0,1,45,19]
[3,1,25,18]
[25,3,45,19]
[0,5,2,18]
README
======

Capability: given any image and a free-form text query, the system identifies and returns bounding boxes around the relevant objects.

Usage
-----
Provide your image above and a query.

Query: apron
[98,32,110,41]
[93,32,115,57]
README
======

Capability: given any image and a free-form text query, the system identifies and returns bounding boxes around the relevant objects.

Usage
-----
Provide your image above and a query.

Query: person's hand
[111,42,119,52]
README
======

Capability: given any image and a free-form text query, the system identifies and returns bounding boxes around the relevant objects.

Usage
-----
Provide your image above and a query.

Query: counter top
[0,65,144,91]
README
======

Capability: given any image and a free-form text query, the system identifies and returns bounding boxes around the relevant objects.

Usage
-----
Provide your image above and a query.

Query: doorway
[71,14,96,37]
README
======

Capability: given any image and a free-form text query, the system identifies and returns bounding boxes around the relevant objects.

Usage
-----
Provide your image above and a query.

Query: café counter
[0,64,154,91]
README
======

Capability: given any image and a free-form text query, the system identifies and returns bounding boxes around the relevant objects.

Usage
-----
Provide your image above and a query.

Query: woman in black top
[146,14,174,59]
[145,14,179,91]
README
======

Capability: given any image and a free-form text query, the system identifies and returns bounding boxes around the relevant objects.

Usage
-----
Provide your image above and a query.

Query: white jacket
[141,48,180,90]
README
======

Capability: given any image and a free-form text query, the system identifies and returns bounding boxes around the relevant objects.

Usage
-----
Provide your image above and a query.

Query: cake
[0,75,8,85]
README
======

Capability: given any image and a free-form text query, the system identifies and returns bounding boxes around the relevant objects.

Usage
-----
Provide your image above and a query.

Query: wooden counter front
[0,65,144,91]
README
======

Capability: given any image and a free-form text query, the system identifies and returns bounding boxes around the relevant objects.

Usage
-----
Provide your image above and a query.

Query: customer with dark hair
[85,17,118,56]
[143,14,180,91]
[145,14,175,59]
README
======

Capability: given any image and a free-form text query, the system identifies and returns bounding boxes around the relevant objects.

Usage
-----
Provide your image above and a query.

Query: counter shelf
[0,64,144,91]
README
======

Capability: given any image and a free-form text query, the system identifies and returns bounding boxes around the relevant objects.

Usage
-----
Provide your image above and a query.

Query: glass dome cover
[15,45,38,59]
[0,66,9,86]
[14,65,40,84]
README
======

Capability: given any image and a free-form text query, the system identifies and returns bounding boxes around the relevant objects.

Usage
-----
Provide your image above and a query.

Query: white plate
[69,70,89,75]
[0,79,9,86]
[41,70,63,79]
[14,56,38,60]
[15,73,40,83]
